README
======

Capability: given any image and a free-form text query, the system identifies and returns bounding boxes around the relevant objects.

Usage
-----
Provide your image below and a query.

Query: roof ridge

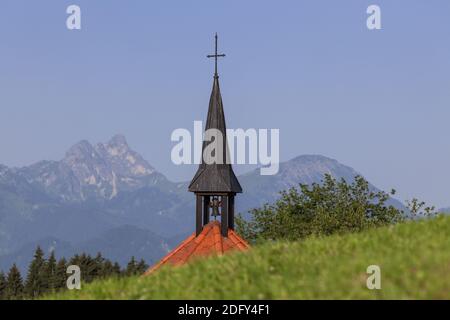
[213,223,223,254]
[186,224,215,260]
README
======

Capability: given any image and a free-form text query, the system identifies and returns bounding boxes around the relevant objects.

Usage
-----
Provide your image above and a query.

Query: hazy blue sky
[0,1,449,207]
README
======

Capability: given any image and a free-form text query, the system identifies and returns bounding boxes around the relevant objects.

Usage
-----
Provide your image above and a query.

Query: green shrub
[236,174,404,242]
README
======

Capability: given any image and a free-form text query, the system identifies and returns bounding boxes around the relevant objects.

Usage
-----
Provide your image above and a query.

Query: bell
[209,197,221,219]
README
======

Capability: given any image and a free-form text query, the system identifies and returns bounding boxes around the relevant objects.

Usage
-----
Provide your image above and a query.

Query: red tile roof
[144,221,250,274]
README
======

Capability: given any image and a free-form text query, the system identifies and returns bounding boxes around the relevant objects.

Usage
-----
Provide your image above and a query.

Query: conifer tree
[69,254,80,266]
[25,246,47,298]
[101,260,116,278]
[1,249,133,299]
[6,264,23,299]
[0,271,7,300]
[126,256,138,276]
[112,262,122,276]
[55,257,68,290]
[136,259,148,274]
[45,251,57,292]
[80,253,94,283]
[93,252,105,279]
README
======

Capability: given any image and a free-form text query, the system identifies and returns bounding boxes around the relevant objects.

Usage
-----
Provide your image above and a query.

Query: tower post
[196,195,202,236]
[203,195,210,225]
[221,196,228,237]
[228,194,235,230]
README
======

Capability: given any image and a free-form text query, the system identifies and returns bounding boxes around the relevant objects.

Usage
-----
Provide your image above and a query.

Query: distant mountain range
[0,135,406,272]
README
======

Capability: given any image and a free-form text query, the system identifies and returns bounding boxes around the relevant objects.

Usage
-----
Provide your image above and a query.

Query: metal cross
[207,33,226,76]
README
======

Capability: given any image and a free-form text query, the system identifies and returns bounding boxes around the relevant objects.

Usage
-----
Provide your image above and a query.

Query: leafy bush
[236,174,404,242]
[405,198,437,218]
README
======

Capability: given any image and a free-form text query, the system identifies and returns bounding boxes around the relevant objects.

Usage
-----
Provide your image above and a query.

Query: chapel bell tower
[188,33,242,237]
[144,34,248,275]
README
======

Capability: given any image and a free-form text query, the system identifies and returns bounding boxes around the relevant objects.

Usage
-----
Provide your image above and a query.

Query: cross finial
[207,33,226,77]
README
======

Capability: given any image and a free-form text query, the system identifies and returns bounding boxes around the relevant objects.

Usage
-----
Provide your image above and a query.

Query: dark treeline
[0,246,148,300]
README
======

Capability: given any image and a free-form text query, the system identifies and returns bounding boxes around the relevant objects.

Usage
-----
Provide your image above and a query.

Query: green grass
[48,215,450,299]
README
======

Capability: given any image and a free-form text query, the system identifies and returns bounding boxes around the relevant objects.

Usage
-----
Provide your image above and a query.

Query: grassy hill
[48,215,450,299]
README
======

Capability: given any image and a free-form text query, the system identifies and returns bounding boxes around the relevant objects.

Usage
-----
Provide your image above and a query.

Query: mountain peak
[96,135,156,177]
[48,135,159,201]
[289,154,338,164]
[279,154,359,184]
[101,134,131,157]
[108,134,128,148]
[65,140,96,161]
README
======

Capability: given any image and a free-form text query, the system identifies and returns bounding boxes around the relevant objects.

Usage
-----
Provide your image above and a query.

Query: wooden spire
[188,34,242,194]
